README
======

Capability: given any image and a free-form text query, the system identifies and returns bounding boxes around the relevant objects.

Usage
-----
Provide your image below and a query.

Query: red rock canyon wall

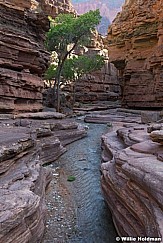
[0,0,74,113]
[106,0,163,108]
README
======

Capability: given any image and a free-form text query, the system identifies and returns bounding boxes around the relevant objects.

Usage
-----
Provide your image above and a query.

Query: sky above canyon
[72,0,125,9]
[71,0,125,35]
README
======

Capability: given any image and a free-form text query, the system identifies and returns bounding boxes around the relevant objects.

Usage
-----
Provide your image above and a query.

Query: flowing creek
[43,121,118,243]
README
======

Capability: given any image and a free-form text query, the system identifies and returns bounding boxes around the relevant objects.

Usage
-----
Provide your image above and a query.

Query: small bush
[67,175,76,182]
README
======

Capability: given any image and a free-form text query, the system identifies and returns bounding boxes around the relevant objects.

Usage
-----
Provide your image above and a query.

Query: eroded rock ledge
[101,124,163,241]
[0,117,87,243]
[0,0,74,113]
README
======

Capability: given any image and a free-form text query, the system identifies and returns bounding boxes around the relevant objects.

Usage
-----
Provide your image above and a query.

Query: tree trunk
[56,79,60,112]
[56,65,63,112]
[72,78,77,108]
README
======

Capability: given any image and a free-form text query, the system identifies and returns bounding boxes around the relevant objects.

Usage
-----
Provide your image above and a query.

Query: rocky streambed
[1,109,163,243]
[43,121,118,243]
[0,113,87,243]
[43,109,143,242]
[43,109,163,243]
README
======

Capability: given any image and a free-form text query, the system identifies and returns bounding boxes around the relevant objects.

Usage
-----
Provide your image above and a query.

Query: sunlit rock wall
[106,0,163,108]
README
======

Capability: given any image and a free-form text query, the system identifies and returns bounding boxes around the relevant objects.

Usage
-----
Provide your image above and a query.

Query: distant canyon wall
[72,0,124,35]
[106,0,163,108]
[0,0,74,113]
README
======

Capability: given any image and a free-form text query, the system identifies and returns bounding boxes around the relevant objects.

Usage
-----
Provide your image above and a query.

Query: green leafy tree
[44,63,57,87]
[46,10,101,111]
[61,55,105,106]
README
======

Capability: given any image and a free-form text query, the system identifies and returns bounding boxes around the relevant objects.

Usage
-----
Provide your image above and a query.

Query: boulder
[150,130,163,145]
[141,111,161,124]
[147,123,163,133]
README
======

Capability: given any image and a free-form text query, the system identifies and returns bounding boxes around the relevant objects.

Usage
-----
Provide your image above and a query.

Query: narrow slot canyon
[0,0,163,243]
[43,121,118,243]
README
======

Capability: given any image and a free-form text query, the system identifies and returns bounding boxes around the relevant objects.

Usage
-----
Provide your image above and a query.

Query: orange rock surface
[106,0,163,108]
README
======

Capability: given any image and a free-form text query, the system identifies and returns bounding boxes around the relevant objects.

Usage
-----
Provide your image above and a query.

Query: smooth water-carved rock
[0,136,52,243]
[101,124,163,240]
[106,0,163,108]
[0,118,87,242]
[15,111,65,119]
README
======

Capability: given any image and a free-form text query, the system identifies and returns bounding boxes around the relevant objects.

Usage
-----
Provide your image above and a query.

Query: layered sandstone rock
[63,32,120,104]
[39,0,75,17]
[74,61,119,103]
[84,108,141,124]
[0,117,87,242]
[106,0,163,108]
[101,124,163,240]
[0,0,74,113]
[0,1,48,113]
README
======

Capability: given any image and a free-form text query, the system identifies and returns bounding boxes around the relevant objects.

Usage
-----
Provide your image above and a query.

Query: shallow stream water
[43,122,118,243]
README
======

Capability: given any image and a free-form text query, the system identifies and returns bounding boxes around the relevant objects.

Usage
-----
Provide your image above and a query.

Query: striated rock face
[101,124,163,240]
[0,117,87,243]
[63,32,120,103]
[0,1,49,113]
[0,0,74,113]
[74,62,119,103]
[106,0,163,108]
